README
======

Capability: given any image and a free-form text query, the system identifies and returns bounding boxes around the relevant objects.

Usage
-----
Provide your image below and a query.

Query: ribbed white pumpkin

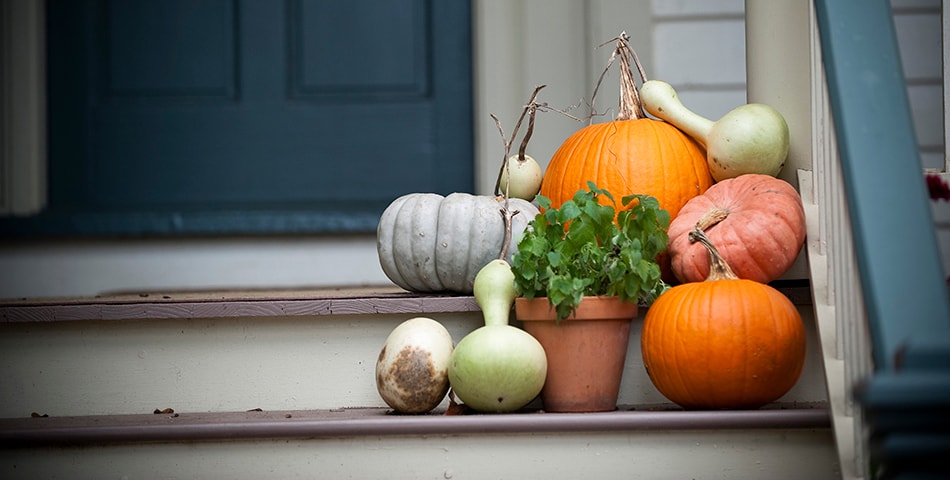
[377,193,539,293]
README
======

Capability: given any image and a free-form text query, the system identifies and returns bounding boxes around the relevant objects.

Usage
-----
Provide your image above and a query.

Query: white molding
[0,0,46,216]
[759,0,874,476]
[748,1,881,478]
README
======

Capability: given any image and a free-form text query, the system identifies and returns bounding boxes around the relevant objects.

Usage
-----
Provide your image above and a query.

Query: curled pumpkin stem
[693,207,729,232]
[688,226,739,281]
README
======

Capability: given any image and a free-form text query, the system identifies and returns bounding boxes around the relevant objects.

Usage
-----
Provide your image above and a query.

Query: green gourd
[447,259,547,412]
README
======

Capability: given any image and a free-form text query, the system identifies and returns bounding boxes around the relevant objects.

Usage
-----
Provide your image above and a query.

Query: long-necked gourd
[447,259,547,412]
[639,79,789,182]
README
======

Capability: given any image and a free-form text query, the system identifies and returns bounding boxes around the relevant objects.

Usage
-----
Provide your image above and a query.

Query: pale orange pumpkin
[667,174,806,284]
[539,36,713,220]
[641,227,806,409]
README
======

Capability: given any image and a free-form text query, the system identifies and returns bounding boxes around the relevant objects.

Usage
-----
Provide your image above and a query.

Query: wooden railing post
[814,0,950,476]
[813,0,950,371]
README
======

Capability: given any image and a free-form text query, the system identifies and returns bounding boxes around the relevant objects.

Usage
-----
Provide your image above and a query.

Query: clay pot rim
[514,296,639,322]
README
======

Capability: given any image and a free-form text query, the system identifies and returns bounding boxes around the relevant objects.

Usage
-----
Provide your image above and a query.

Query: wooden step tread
[1,286,479,322]
[1,403,830,447]
[1,281,812,323]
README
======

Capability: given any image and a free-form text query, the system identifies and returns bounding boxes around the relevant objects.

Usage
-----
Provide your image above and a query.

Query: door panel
[292,0,427,98]
[8,0,471,236]
[106,0,236,99]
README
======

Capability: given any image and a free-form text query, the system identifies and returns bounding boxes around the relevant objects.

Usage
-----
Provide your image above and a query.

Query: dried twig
[496,205,520,261]
[492,85,547,196]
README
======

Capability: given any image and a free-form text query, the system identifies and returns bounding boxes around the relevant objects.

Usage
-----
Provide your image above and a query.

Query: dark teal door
[7,0,471,235]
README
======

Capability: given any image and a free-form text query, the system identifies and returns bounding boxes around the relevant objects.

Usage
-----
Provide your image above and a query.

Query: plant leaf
[510,183,670,320]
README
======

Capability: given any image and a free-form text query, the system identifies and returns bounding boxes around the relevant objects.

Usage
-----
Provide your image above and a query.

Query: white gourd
[377,193,539,294]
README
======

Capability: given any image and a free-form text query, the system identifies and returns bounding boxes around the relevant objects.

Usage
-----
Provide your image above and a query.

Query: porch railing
[813,0,950,477]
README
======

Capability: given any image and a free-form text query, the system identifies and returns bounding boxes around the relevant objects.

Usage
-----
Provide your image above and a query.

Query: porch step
[1,405,838,479]
[0,285,840,479]
[0,284,828,417]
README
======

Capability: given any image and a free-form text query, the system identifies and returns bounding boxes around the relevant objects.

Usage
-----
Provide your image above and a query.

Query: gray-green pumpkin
[377,193,538,294]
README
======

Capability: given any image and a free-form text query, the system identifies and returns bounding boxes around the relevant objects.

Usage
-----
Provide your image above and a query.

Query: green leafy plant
[512,181,671,322]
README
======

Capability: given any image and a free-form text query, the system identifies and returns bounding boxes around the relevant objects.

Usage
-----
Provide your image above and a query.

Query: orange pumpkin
[539,37,712,220]
[667,174,806,284]
[641,227,806,409]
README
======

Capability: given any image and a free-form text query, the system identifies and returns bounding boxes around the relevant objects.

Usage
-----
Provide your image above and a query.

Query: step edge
[1,282,811,323]
[0,293,480,322]
[1,404,831,448]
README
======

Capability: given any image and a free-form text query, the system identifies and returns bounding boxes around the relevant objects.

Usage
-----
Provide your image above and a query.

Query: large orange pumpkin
[667,174,806,284]
[539,37,713,220]
[641,227,806,409]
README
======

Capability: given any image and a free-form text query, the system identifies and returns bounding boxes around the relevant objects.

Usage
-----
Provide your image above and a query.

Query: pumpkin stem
[616,34,646,121]
[611,32,648,121]
[689,226,739,281]
[695,207,729,231]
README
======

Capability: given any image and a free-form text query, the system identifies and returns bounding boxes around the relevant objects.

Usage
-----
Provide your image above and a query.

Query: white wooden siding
[892,1,946,283]
[652,0,747,120]
[892,0,948,277]
[894,1,944,170]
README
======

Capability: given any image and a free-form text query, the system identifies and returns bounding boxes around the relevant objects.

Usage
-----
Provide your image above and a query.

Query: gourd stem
[689,226,739,281]
[492,85,547,196]
[518,105,536,161]
[497,206,519,260]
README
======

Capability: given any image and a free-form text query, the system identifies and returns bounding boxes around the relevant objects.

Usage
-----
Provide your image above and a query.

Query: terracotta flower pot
[514,296,638,412]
